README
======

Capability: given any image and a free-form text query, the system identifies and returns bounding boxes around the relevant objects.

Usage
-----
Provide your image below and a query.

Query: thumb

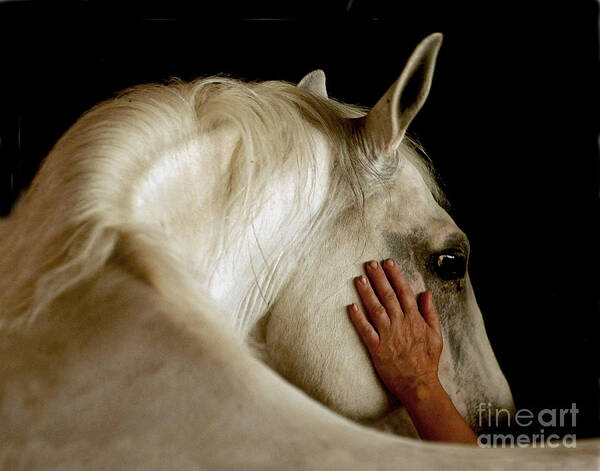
[418,291,442,336]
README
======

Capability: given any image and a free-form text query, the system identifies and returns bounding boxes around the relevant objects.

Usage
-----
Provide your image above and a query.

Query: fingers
[418,290,442,336]
[353,273,391,331]
[363,261,403,322]
[347,303,380,352]
[381,259,419,318]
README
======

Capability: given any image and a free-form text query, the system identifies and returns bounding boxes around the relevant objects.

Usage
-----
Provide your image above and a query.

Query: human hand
[348,260,478,445]
[347,259,443,404]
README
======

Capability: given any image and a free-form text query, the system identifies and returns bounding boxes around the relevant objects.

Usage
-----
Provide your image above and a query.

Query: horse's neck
[132,126,330,336]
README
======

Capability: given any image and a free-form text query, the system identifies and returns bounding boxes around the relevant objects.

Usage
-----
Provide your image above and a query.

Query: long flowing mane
[0,76,444,331]
[2,34,599,466]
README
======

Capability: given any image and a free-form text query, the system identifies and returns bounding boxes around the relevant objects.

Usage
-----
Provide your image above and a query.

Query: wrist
[391,374,445,408]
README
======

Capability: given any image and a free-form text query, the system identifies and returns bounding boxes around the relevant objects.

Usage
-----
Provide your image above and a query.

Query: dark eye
[433,250,467,281]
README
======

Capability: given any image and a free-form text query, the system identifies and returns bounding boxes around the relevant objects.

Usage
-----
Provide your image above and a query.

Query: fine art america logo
[477,402,579,448]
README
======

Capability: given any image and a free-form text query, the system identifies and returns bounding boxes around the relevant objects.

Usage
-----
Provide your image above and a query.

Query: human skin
[348,259,478,445]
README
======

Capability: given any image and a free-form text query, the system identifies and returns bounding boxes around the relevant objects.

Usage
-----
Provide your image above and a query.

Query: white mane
[2,35,598,467]
[0,76,442,333]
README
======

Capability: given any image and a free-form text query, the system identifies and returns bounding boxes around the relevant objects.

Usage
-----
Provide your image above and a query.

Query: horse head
[260,34,515,435]
[0,32,513,443]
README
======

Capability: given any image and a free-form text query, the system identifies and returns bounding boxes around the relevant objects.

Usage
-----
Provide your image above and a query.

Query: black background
[1,1,598,439]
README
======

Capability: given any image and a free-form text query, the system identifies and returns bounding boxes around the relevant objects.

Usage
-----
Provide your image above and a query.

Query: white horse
[1,33,598,469]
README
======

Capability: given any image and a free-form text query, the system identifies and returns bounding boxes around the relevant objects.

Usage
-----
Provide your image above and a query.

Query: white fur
[1,34,598,469]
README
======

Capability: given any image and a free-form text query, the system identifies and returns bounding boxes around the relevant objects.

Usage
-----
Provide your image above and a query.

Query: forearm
[398,379,478,445]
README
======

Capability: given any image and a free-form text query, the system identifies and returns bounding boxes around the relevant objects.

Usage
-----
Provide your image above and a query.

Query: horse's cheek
[263,303,395,421]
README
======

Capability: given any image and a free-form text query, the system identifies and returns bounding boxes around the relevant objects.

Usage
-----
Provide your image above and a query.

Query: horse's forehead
[371,159,453,231]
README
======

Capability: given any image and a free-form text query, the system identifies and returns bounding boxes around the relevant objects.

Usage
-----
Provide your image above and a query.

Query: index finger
[381,259,419,318]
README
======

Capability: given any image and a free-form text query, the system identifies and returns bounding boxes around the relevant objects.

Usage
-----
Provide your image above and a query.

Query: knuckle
[398,286,413,301]
[382,290,398,306]
[368,336,380,349]
[372,305,388,319]
[360,322,372,335]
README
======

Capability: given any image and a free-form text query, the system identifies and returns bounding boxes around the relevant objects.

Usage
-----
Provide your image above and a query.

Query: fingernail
[349,303,358,312]
[359,275,367,285]
[368,261,378,269]
[385,259,395,268]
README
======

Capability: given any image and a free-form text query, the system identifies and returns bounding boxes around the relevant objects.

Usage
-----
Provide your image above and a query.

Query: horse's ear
[364,33,442,157]
[297,69,328,98]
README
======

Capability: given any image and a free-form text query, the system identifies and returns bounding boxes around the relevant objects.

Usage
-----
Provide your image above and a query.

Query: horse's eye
[434,251,467,281]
